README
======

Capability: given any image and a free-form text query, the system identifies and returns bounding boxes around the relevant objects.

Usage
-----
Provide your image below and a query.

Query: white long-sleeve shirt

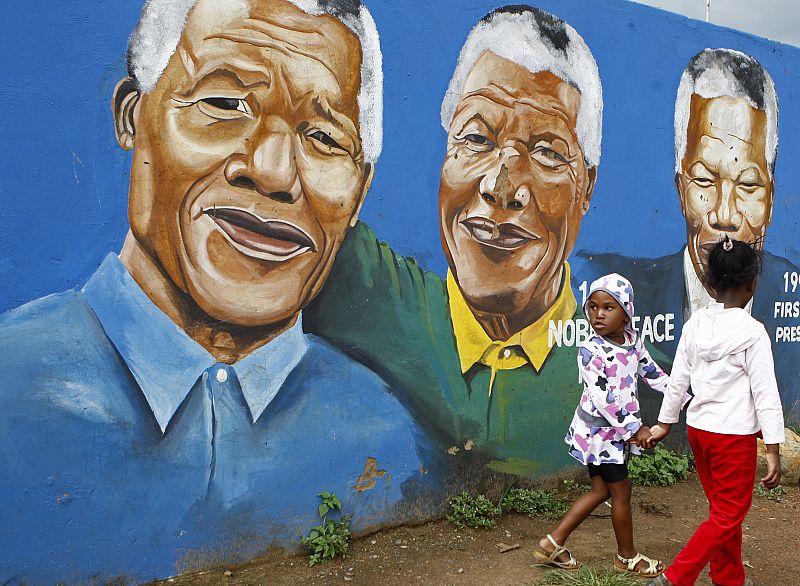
[659,302,785,444]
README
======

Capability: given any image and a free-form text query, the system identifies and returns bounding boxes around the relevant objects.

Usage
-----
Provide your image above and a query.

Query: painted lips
[461,217,537,250]
[699,237,746,257]
[204,207,316,261]
[699,241,719,256]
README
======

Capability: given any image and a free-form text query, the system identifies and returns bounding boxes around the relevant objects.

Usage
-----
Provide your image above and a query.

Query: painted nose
[478,147,531,210]
[224,117,301,203]
[708,179,742,232]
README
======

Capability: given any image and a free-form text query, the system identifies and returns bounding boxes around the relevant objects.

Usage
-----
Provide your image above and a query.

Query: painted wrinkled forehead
[126,0,383,162]
[584,273,635,320]
[440,7,603,167]
[674,47,778,177]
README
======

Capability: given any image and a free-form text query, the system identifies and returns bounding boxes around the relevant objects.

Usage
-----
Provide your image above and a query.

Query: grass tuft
[535,566,640,585]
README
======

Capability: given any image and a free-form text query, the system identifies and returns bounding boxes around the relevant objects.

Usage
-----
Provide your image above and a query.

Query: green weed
[754,484,785,502]
[446,486,575,529]
[628,446,692,486]
[445,492,501,529]
[501,488,570,519]
[563,479,590,494]
[299,492,351,566]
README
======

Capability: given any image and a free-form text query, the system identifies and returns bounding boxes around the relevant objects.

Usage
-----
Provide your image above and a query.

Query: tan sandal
[615,552,664,577]
[532,534,580,569]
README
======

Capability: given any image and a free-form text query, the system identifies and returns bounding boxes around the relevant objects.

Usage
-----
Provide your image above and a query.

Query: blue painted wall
[2,0,800,310]
[1,1,798,584]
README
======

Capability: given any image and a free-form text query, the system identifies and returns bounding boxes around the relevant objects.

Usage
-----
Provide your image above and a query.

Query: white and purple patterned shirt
[565,332,670,465]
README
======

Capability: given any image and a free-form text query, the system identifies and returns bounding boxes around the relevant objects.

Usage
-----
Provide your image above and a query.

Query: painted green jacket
[305,222,585,477]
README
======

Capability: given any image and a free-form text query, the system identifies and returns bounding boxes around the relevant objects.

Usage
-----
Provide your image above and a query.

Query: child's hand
[630,426,651,446]
[642,423,671,449]
[762,447,781,489]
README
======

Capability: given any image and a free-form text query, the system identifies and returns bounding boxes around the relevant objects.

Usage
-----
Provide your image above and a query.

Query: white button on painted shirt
[216,368,228,383]
[502,349,511,359]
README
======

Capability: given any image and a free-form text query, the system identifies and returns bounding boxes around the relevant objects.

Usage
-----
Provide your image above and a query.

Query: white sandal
[532,534,580,569]
[615,552,664,577]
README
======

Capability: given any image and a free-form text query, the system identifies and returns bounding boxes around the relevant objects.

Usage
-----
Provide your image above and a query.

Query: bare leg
[538,475,610,562]
[608,478,660,573]
[608,477,636,558]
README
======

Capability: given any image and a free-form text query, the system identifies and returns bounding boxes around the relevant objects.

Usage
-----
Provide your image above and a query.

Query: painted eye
[461,133,494,152]
[307,129,347,155]
[196,97,251,119]
[202,97,243,110]
[690,177,715,188]
[532,145,569,168]
[464,134,489,145]
[738,182,764,194]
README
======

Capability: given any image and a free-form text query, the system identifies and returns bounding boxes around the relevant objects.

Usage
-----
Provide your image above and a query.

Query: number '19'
[784,271,799,293]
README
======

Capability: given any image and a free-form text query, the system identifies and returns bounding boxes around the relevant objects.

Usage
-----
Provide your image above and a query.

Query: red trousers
[664,427,757,586]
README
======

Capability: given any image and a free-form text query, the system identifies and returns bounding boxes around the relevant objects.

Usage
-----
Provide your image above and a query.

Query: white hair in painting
[674,48,778,176]
[126,0,383,162]
[440,6,603,167]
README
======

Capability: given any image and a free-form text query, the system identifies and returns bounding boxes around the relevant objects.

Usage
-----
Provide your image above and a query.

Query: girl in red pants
[645,236,784,586]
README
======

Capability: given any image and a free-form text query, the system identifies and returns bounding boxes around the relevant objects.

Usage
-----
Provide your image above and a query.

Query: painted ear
[112,77,140,151]
[581,166,598,215]
[675,172,687,216]
[765,179,775,227]
[349,162,375,228]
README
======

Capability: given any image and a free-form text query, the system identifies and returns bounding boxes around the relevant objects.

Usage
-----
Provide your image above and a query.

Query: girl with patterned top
[534,273,674,577]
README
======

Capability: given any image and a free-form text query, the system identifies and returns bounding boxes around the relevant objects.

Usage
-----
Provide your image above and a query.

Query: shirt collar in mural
[81,254,309,433]
[682,247,752,319]
[447,262,577,375]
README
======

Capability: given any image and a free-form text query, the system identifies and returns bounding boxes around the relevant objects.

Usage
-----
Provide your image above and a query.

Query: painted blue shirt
[0,255,444,585]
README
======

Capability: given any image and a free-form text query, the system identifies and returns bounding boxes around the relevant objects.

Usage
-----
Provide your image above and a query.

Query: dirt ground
[151,471,799,586]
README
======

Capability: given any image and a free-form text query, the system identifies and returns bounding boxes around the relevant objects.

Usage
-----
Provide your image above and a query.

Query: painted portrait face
[116,0,372,327]
[678,94,773,284]
[439,51,596,322]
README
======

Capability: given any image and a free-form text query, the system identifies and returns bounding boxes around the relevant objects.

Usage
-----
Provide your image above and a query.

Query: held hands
[629,425,651,447]
[628,423,672,449]
[641,423,671,449]
[761,448,782,489]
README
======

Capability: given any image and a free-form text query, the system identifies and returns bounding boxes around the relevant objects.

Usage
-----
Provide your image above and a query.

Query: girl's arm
[636,342,670,394]
[657,322,694,425]
[746,329,786,446]
[579,344,642,440]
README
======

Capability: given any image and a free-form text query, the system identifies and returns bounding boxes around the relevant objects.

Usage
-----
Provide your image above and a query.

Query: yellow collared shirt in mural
[448,263,578,396]
[306,222,585,478]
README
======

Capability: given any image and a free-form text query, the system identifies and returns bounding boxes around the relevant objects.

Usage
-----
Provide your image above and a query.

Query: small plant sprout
[755,484,785,502]
[299,492,352,566]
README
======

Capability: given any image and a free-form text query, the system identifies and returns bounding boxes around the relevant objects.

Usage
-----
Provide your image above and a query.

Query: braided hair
[705,235,762,292]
